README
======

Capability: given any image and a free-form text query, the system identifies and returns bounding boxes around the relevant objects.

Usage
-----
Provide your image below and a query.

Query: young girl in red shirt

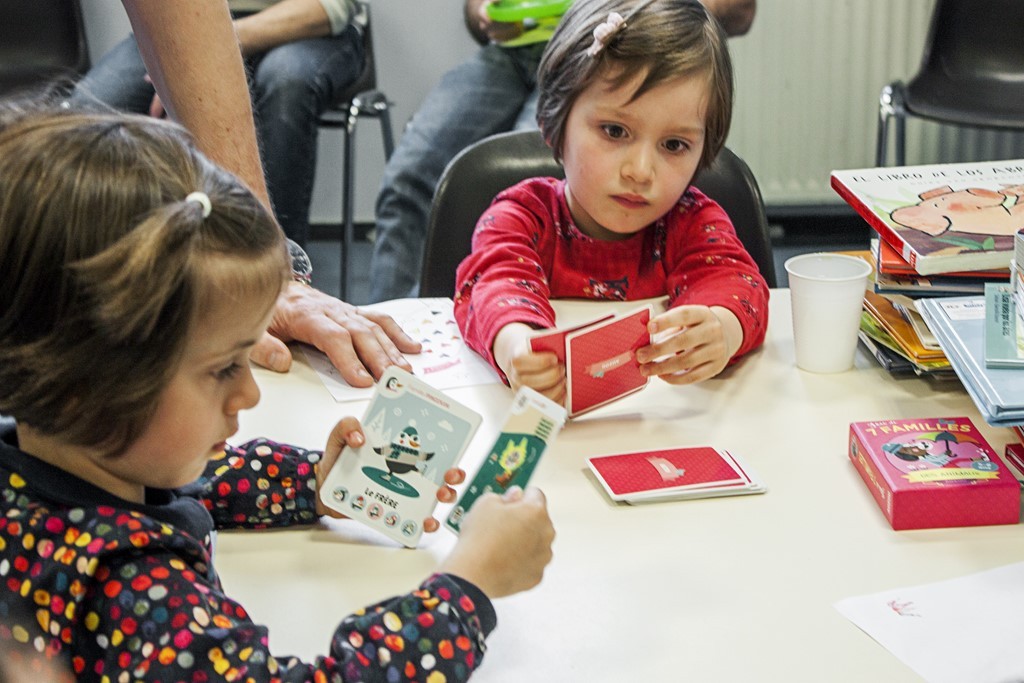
[454,0,769,402]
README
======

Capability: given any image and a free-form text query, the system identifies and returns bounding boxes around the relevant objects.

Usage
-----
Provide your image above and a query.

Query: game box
[848,417,1020,530]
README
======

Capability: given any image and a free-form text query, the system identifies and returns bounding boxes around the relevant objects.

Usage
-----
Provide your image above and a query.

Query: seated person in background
[369,0,756,303]
[74,0,367,249]
[454,0,769,404]
[0,105,555,680]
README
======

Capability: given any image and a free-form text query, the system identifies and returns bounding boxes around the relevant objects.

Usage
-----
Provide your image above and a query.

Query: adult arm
[700,0,757,37]
[233,0,337,57]
[122,1,419,385]
[121,0,270,207]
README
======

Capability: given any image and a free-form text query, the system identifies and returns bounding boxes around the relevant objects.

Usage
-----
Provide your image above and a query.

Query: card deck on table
[318,366,482,547]
[587,446,766,504]
[445,387,567,534]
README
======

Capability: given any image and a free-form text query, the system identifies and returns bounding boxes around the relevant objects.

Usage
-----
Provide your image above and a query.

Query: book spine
[830,176,918,269]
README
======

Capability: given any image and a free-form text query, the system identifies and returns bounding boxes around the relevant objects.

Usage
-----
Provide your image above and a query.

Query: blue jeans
[71,25,365,247]
[368,42,545,303]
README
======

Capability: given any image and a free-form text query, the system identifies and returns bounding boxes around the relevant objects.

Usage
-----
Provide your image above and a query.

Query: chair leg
[877,84,896,166]
[876,113,890,168]
[341,123,355,302]
[894,114,906,167]
[379,106,395,161]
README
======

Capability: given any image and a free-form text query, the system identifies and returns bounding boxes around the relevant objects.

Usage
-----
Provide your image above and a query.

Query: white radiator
[726,0,1024,207]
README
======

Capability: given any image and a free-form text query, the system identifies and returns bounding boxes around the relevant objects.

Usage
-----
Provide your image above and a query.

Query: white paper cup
[784,252,872,373]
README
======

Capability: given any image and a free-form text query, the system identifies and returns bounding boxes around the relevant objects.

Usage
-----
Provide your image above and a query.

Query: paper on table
[834,561,1024,683]
[303,298,501,402]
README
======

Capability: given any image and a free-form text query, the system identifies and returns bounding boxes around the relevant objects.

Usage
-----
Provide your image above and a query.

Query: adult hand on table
[252,282,422,387]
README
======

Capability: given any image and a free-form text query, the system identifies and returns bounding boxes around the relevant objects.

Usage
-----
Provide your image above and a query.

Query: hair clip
[184,191,212,218]
[586,12,626,57]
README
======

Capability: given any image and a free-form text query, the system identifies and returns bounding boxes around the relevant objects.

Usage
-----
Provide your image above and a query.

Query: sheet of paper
[834,561,1024,682]
[303,297,501,402]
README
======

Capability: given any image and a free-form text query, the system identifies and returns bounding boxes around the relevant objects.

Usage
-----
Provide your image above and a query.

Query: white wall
[80,1,479,225]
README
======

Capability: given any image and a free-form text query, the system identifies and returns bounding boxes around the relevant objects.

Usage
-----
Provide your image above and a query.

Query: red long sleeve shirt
[454,177,769,369]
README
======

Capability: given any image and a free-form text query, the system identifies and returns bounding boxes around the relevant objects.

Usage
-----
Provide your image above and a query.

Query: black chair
[0,0,89,96]
[317,2,395,300]
[419,129,776,297]
[875,0,1024,167]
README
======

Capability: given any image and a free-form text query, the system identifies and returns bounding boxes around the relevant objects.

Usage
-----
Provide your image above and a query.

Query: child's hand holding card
[318,367,481,547]
[446,387,566,534]
[530,306,652,417]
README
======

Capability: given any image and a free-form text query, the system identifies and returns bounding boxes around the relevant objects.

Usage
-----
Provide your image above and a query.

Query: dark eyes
[215,363,243,381]
[601,123,627,139]
[599,124,690,153]
[664,138,689,153]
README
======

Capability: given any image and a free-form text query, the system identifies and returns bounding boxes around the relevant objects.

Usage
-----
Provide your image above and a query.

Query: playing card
[318,366,482,547]
[587,446,765,503]
[565,305,651,417]
[529,314,614,364]
[445,387,567,534]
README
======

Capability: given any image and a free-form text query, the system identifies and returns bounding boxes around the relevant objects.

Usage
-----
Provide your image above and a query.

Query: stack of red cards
[530,305,651,417]
[587,446,766,504]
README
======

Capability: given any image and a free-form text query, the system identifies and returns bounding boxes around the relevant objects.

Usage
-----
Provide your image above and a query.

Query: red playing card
[529,314,614,364]
[588,446,747,500]
[566,307,651,416]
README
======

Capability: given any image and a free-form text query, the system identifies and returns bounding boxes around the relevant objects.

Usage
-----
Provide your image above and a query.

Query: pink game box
[848,417,1021,531]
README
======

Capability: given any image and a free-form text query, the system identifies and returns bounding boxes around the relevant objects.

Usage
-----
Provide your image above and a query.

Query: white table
[225,291,1024,681]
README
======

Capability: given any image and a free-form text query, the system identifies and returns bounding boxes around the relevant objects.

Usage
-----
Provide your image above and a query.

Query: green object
[486,0,573,22]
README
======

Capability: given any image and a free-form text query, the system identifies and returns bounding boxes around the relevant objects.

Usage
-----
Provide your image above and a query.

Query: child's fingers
[637,329,690,364]
[503,485,525,502]
[658,360,719,386]
[546,380,567,406]
[645,345,725,384]
[444,468,466,486]
[315,417,363,518]
[319,417,365,477]
[512,350,560,373]
[423,517,440,533]
[521,364,565,393]
[436,484,458,504]
[648,305,708,334]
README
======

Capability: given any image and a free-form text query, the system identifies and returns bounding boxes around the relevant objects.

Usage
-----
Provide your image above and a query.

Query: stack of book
[832,160,1024,385]
[859,289,954,379]
[917,292,1024,426]
[1016,231,1024,330]
[871,238,1008,297]
[912,229,1024,426]
[834,249,954,378]
[831,159,1019,294]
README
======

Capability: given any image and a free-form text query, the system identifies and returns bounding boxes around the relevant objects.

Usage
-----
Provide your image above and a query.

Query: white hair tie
[185,191,212,218]
[586,12,626,57]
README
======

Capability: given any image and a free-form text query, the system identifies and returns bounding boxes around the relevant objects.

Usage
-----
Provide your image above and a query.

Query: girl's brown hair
[0,104,289,455]
[537,0,733,171]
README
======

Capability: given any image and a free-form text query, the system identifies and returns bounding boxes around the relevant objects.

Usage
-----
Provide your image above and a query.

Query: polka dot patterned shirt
[0,431,495,682]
